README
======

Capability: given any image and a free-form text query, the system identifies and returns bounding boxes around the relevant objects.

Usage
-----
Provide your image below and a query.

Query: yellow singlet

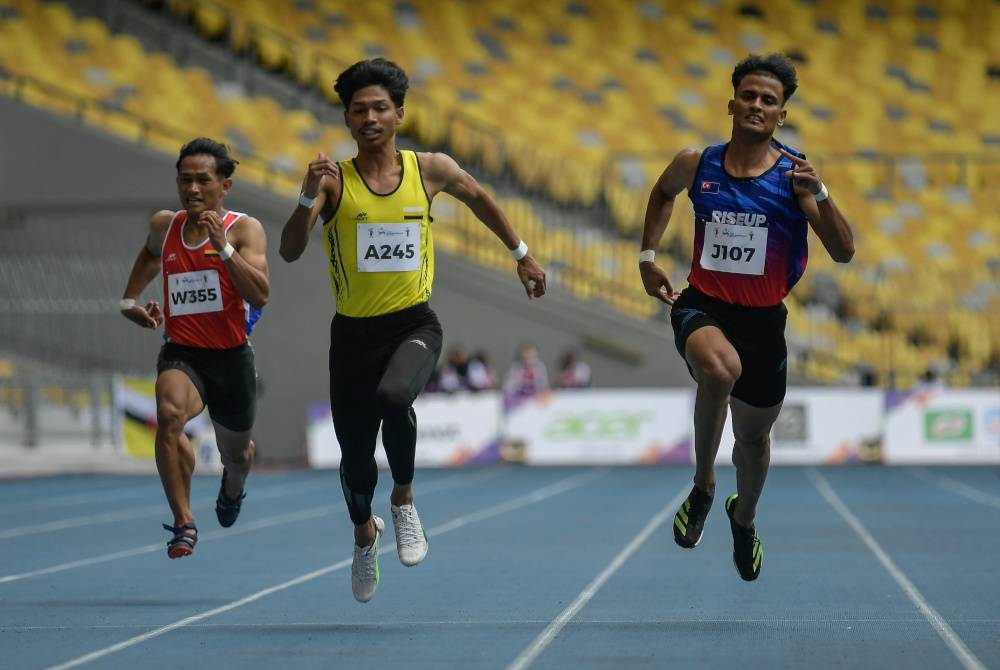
[322,150,434,317]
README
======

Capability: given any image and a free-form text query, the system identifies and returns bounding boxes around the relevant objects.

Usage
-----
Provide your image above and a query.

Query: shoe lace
[394,507,423,547]
[354,544,377,579]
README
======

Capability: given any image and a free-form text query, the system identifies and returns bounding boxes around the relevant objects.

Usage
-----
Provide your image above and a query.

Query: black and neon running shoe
[725,494,762,581]
[673,485,714,548]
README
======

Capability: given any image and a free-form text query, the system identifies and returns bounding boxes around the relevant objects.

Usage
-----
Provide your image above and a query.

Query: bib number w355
[167,269,223,316]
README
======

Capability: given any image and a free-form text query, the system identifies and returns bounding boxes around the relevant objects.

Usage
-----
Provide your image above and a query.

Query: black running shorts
[669,286,788,408]
[156,342,257,431]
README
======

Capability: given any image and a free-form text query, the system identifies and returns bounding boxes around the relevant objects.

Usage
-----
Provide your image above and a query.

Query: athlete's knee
[156,400,190,438]
[374,380,412,416]
[734,431,770,458]
[339,454,377,489]
[697,350,741,392]
[220,443,252,467]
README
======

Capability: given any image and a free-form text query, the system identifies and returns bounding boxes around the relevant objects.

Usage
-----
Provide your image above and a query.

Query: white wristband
[119,298,136,311]
[510,240,529,261]
[639,249,656,264]
[219,242,235,261]
[814,183,829,202]
[298,192,316,208]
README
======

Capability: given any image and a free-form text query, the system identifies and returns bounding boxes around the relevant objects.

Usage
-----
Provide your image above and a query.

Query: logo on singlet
[711,210,767,226]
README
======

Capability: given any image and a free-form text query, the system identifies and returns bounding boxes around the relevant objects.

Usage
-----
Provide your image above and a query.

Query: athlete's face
[345,85,403,148]
[728,73,787,138]
[176,154,231,217]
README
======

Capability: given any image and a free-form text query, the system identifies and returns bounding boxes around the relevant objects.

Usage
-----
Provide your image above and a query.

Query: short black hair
[334,57,409,108]
[176,137,238,178]
[732,53,798,103]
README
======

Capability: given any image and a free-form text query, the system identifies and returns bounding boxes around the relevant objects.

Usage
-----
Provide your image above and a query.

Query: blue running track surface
[1,466,998,669]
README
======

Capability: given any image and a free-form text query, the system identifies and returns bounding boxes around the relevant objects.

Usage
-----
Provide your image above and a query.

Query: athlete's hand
[121,300,164,329]
[516,255,546,299]
[640,261,679,305]
[198,210,229,252]
[779,148,823,197]
[303,153,339,198]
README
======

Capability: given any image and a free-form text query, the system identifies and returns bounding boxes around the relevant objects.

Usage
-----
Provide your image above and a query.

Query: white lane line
[0,505,165,540]
[506,482,689,670]
[13,615,1000,632]
[45,468,606,670]
[807,468,986,670]
[0,471,496,540]
[908,468,1000,510]
[0,486,154,514]
[1,468,507,583]
[0,506,337,584]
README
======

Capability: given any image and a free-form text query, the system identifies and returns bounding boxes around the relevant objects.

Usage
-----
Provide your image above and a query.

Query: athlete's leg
[154,369,205,527]
[377,329,442,506]
[728,397,782,527]
[208,345,258,505]
[684,326,742,494]
[214,425,254,498]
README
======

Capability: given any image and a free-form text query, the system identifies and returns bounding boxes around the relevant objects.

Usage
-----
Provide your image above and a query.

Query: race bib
[699,221,767,275]
[167,269,223,316]
[356,222,421,272]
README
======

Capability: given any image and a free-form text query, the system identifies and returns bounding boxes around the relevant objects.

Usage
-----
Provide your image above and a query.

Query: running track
[2,466,998,669]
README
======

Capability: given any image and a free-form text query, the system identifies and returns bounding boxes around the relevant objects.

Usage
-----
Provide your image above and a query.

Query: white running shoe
[351,515,384,603]
[391,503,428,567]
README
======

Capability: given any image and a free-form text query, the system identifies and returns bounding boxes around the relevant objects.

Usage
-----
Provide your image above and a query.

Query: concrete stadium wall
[0,97,690,464]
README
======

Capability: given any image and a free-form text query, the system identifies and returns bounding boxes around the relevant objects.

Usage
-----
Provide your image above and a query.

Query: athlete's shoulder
[673,146,705,165]
[414,150,457,171]
[151,209,176,228]
[664,147,704,185]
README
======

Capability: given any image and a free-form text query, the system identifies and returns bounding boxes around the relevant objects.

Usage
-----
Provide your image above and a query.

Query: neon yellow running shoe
[725,494,762,581]
[673,485,714,548]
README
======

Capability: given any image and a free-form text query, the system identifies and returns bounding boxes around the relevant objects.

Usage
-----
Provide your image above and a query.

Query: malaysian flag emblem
[701,181,720,194]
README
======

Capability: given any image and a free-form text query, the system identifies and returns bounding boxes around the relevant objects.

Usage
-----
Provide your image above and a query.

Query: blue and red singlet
[686,140,810,307]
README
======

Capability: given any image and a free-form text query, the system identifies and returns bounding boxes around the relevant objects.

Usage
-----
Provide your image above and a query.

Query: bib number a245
[356,222,421,272]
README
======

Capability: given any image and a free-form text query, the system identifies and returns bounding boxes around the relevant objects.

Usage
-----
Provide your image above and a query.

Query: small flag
[701,181,720,194]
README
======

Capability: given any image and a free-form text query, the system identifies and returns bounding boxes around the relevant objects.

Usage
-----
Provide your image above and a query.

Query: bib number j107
[699,221,767,275]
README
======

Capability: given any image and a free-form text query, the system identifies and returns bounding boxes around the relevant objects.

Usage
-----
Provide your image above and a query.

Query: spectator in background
[468,349,496,391]
[503,342,549,408]
[555,348,592,389]
[436,345,472,393]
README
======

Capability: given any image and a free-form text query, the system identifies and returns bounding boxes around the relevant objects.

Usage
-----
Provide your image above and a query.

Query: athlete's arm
[639,147,701,305]
[280,153,340,262]
[419,151,546,299]
[120,210,172,328]
[778,149,855,263]
[220,215,270,309]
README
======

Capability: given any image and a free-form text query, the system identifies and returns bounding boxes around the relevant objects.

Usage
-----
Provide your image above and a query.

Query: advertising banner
[306,391,503,468]
[503,389,691,465]
[883,388,1000,463]
[711,388,884,465]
